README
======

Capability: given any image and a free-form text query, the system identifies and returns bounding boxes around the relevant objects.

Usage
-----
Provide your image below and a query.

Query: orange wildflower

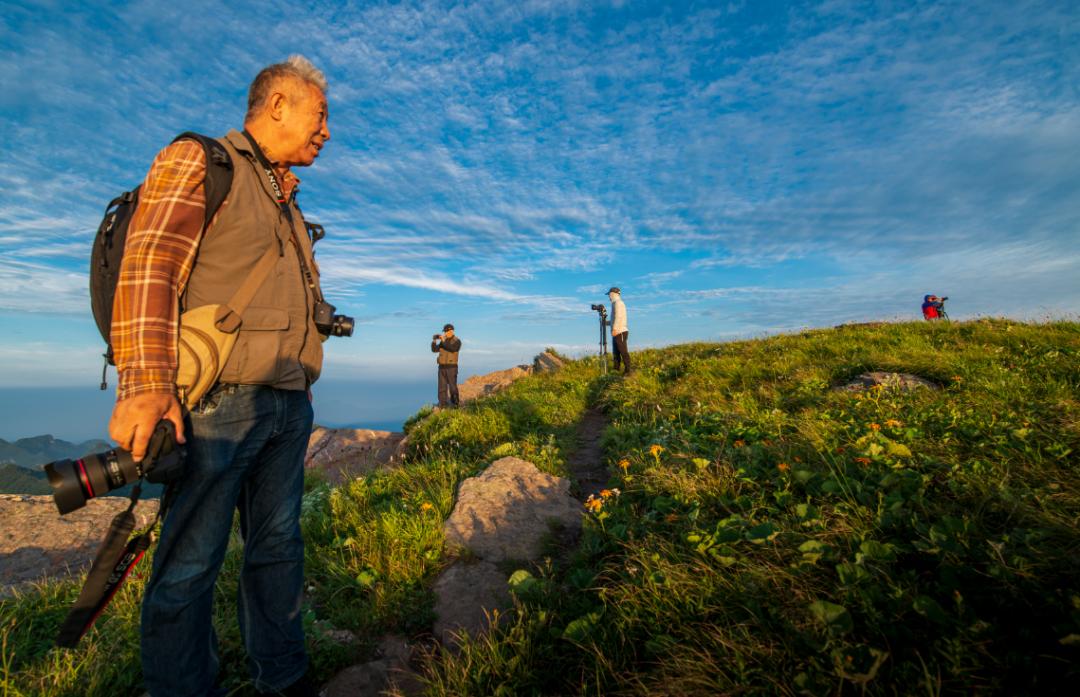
[733,439,746,448]
[854,457,871,465]
[420,502,434,512]
[618,458,630,472]
[585,495,603,513]
[885,419,902,428]
[649,444,664,457]
[870,423,881,431]
[777,462,791,472]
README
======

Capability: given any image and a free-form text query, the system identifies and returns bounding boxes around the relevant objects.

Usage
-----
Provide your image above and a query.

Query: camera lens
[333,315,355,337]
[43,449,138,515]
[45,458,90,515]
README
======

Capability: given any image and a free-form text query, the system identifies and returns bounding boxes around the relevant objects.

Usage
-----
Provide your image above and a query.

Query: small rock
[443,456,582,563]
[432,560,512,647]
[321,634,422,697]
[838,371,939,392]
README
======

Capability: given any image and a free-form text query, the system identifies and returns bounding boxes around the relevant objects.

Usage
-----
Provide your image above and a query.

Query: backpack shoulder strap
[171,132,234,228]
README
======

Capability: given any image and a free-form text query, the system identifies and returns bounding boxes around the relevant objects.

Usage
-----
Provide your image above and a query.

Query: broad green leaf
[562,611,603,643]
[809,600,853,634]
[913,595,950,625]
[886,441,912,458]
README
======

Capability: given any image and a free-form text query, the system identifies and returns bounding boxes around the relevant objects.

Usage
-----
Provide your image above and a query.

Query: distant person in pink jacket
[608,287,631,375]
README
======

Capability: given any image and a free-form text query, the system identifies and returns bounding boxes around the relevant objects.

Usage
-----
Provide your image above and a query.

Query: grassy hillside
[1,319,1077,695]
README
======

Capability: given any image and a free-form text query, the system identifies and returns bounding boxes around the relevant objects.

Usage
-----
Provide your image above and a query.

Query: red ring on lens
[76,458,95,498]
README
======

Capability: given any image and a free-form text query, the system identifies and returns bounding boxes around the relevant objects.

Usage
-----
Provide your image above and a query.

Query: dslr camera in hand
[44,420,185,515]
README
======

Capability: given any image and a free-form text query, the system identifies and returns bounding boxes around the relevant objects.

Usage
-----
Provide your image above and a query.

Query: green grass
[3,320,1078,695]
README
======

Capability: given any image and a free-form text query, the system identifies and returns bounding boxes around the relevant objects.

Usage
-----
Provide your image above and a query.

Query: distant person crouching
[608,287,631,374]
[922,294,947,320]
[431,324,461,407]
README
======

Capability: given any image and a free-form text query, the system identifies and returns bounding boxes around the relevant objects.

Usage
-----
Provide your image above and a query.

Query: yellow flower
[584,495,603,513]
[649,444,664,457]
[733,439,746,448]
[869,422,881,431]
[618,458,631,472]
[420,502,434,512]
[777,462,790,472]
[951,375,963,382]
[854,457,871,465]
[885,419,902,428]
[600,488,621,500]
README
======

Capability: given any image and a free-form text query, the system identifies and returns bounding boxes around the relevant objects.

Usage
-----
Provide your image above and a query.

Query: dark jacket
[432,336,461,365]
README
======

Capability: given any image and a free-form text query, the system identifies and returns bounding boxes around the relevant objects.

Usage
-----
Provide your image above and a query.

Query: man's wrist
[116,369,177,401]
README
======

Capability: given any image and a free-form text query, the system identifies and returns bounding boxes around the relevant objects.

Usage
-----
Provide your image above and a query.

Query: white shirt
[610,294,628,335]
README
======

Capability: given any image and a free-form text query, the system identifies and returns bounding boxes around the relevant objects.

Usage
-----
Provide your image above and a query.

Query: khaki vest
[437,348,459,366]
[182,130,323,390]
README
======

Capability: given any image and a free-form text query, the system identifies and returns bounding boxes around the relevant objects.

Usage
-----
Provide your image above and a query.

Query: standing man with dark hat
[608,287,631,375]
[431,323,461,407]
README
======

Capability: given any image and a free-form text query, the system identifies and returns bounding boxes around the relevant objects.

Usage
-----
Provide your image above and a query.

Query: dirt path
[566,408,610,500]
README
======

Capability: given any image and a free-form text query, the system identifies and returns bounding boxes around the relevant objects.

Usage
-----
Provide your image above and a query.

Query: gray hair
[245,55,328,121]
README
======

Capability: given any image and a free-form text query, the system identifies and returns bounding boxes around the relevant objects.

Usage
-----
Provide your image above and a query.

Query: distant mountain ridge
[0,434,111,469]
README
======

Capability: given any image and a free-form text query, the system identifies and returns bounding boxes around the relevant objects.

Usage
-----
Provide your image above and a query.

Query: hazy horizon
[0,378,437,444]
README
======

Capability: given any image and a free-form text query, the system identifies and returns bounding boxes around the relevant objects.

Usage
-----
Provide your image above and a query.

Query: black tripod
[592,305,609,374]
[938,298,950,320]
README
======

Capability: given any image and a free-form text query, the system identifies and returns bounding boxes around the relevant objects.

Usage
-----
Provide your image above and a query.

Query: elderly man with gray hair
[108,56,331,697]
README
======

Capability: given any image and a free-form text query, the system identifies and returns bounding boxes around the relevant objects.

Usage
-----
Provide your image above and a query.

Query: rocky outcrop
[0,494,160,596]
[533,350,566,373]
[305,428,407,485]
[838,371,939,392]
[457,365,532,403]
[434,456,582,646]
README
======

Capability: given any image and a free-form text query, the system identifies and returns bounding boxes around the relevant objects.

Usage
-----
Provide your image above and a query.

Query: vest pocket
[222,307,291,384]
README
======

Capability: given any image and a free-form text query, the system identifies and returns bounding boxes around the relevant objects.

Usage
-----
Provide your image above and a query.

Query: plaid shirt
[112,138,299,400]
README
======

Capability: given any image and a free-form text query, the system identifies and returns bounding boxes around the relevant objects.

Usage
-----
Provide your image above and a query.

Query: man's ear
[267,91,289,122]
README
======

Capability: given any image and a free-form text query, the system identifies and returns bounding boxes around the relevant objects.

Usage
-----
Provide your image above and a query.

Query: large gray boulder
[433,456,582,647]
[443,456,582,562]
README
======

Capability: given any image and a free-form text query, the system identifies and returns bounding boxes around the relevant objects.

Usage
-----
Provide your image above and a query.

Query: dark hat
[443,323,454,331]
[607,287,621,294]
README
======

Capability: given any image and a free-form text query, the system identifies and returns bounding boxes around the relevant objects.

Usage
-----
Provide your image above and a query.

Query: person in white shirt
[608,286,631,374]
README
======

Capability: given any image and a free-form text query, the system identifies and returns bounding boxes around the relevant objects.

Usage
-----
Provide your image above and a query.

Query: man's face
[278,81,330,167]
[444,329,455,339]
[608,292,616,302]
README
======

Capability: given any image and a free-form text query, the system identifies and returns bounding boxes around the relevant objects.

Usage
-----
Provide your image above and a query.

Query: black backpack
[90,132,234,389]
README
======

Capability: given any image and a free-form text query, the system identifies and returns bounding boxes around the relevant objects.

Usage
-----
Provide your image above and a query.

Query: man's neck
[244,123,291,180]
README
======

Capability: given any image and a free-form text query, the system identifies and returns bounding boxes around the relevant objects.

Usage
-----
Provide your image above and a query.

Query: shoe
[259,674,321,697]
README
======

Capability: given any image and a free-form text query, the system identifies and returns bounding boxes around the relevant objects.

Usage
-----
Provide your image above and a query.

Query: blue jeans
[141,385,313,697]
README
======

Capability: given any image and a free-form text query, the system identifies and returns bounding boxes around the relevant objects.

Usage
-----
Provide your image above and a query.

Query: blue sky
[1,0,1079,437]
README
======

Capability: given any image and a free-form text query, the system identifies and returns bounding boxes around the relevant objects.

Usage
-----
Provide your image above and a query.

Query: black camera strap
[240,129,324,303]
[55,483,154,647]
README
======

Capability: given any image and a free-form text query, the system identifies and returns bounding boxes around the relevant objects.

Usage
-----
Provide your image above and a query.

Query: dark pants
[613,331,631,373]
[141,385,312,697]
[438,364,459,406]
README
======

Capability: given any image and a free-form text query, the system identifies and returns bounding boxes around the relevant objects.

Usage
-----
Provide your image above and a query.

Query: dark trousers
[613,331,631,373]
[438,364,459,406]
[142,385,312,697]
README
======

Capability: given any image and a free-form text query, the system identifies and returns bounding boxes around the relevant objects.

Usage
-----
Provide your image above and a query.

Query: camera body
[590,303,607,314]
[44,421,185,515]
[313,301,355,338]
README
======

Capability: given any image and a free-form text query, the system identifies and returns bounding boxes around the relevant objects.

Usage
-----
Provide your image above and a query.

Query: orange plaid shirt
[111,139,299,400]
